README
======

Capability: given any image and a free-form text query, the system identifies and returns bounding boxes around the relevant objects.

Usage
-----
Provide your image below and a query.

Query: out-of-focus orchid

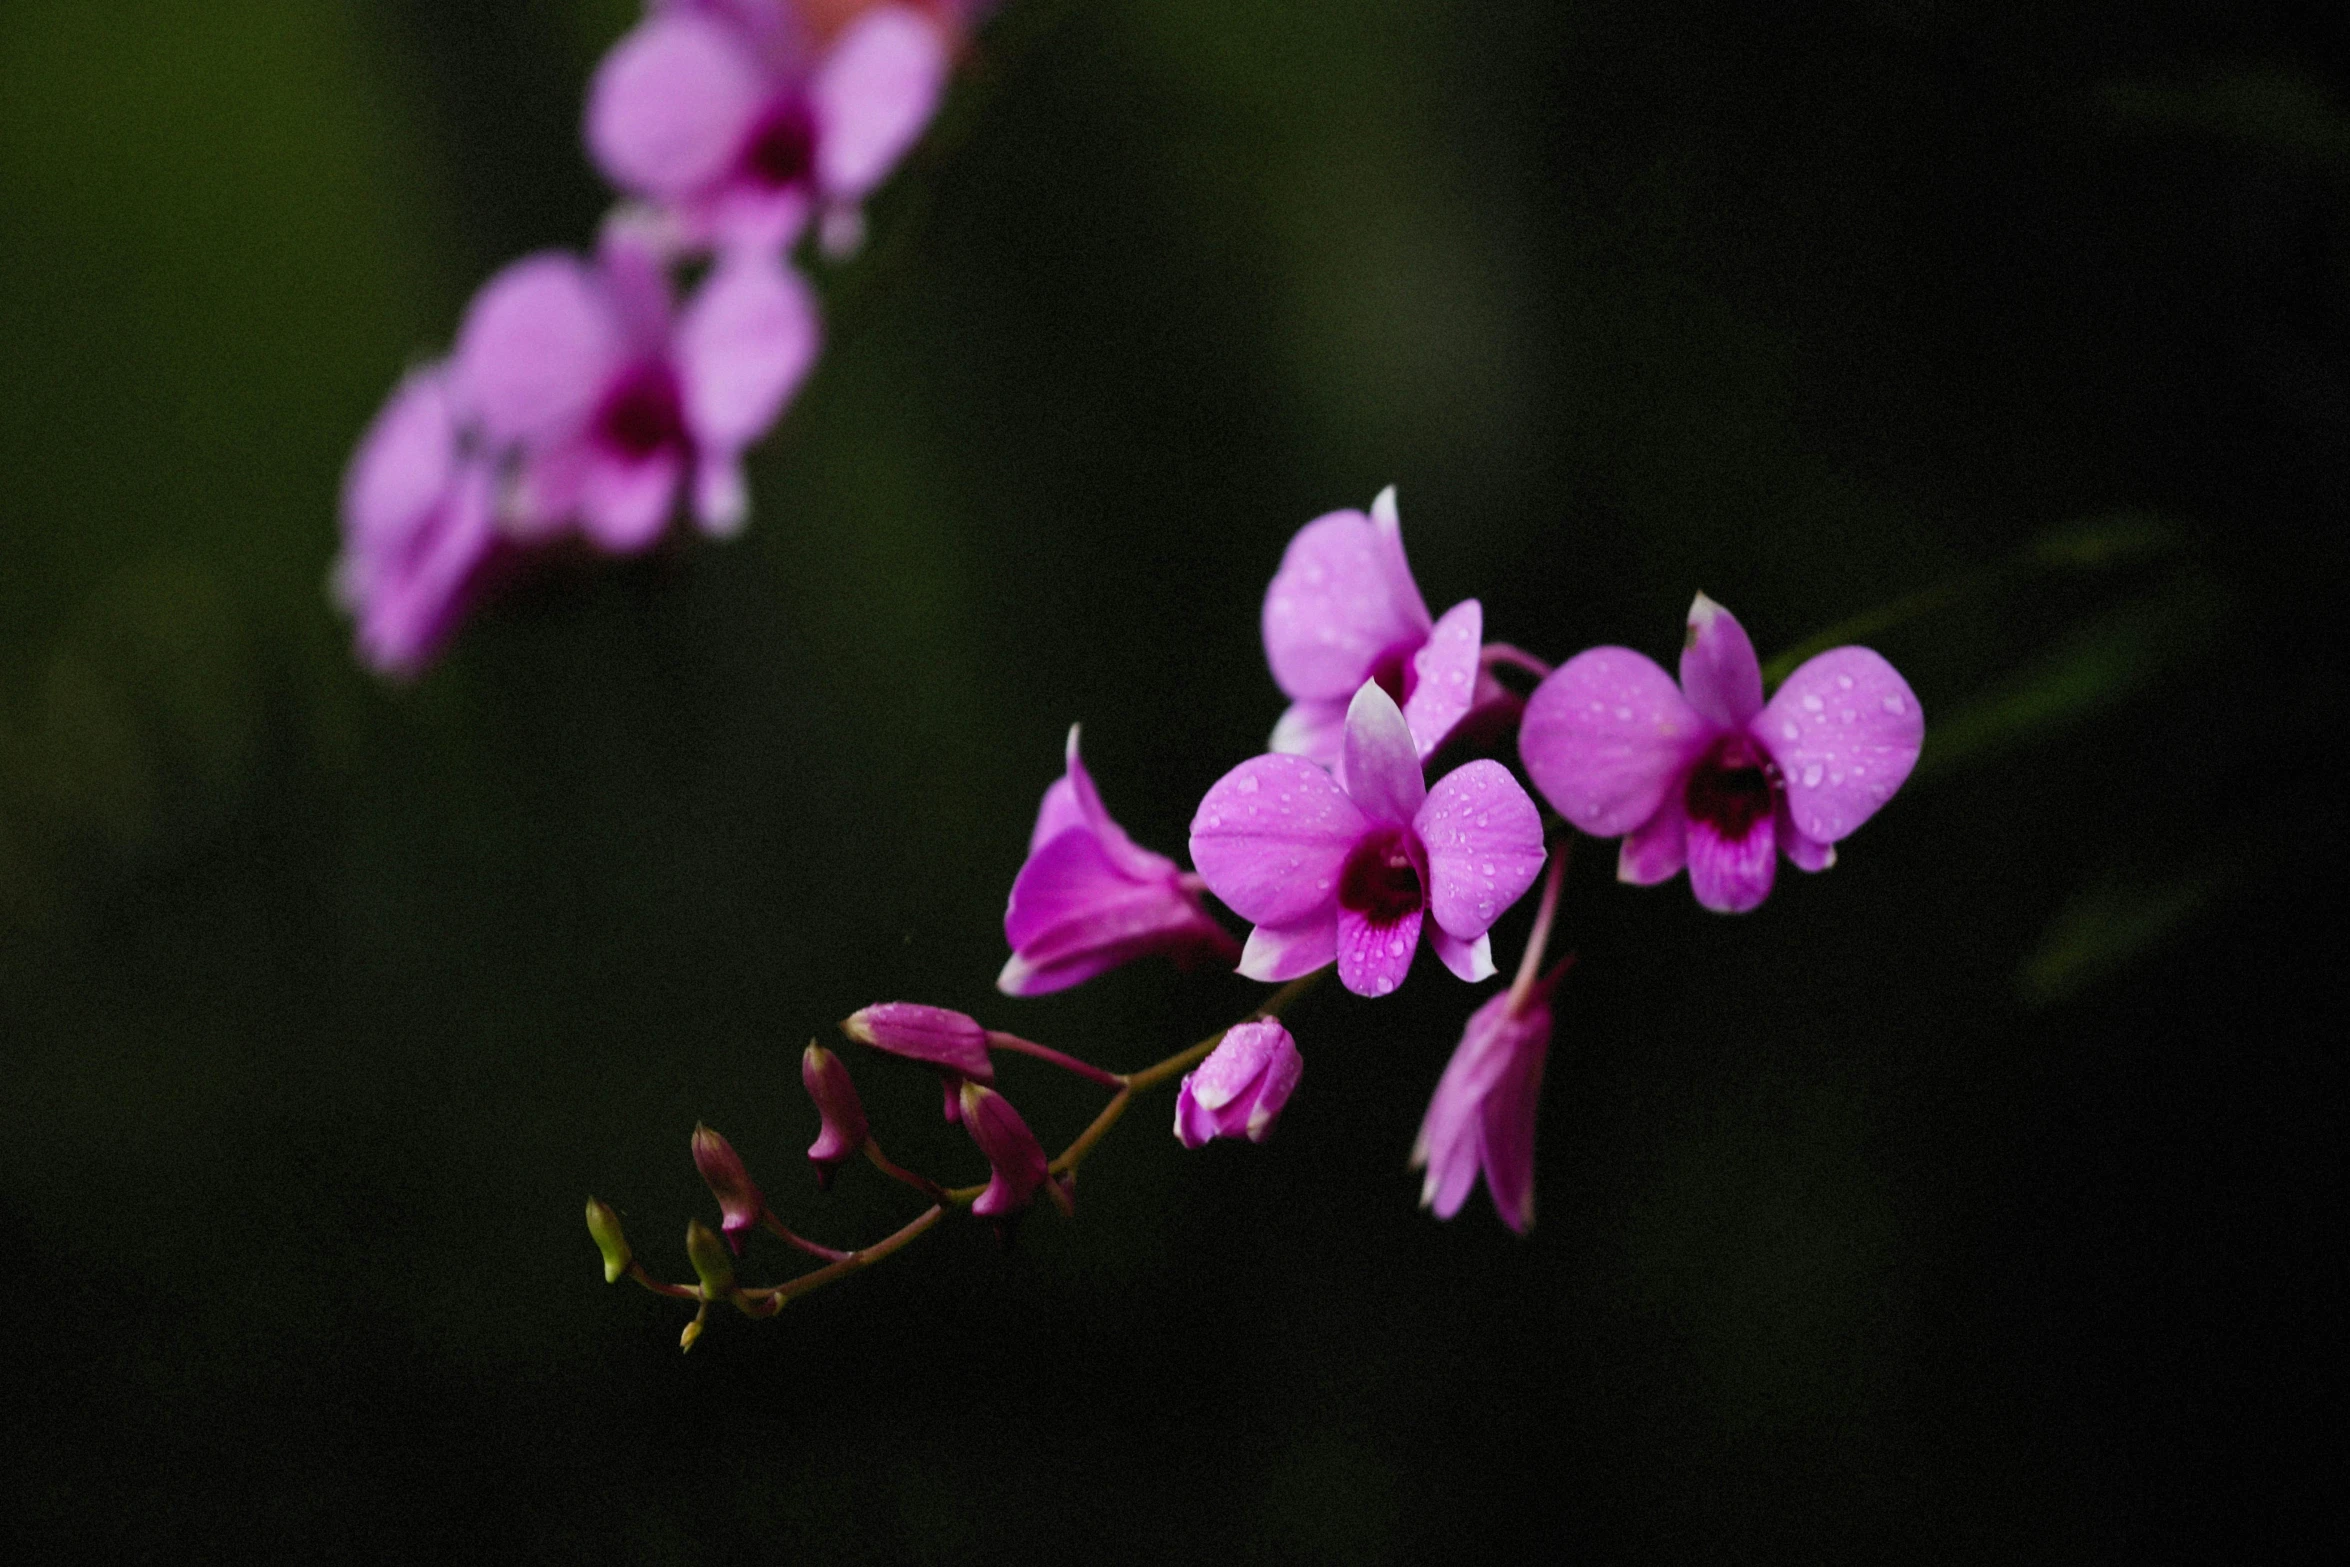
[1173,1020,1302,1149]
[452,227,818,550]
[1191,682,1546,997]
[331,365,501,679]
[1261,487,1508,785]
[999,725,1239,996]
[587,1,952,256]
[1519,594,1923,913]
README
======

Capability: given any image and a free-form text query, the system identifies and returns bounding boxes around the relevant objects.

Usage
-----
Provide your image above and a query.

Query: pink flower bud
[690,1124,766,1252]
[958,1081,1051,1222]
[801,1041,869,1189]
[842,1002,996,1122]
[1173,1020,1303,1149]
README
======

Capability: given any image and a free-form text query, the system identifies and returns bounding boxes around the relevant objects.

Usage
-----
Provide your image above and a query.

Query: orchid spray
[588,486,1926,1348]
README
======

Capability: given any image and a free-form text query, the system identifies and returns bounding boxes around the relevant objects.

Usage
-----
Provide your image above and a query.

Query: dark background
[2,1,2340,1560]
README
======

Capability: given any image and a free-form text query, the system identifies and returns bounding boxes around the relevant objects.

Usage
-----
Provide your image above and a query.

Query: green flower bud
[585,1197,632,1285]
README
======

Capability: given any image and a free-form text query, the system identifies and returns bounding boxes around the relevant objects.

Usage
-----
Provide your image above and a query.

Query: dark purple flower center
[743,97,818,190]
[594,361,687,462]
[1338,825,1424,924]
[1684,734,1777,841]
[1369,638,1424,707]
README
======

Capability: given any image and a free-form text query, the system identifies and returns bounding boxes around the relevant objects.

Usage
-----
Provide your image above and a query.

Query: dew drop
[1803,764,1824,787]
[1882,694,1904,715]
[1836,674,1854,690]
[1782,721,1800,741]
[1802,694,1824,713]
[1237,775,1258,794]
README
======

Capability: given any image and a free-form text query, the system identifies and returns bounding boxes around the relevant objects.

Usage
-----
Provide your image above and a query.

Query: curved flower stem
[743,1203,946,1305]
[985,1031,1127,1089]
[863,1138,948,1202]
[625,1261,701,1301]
[759,1210,852,1263]
[1481,643,1555,681]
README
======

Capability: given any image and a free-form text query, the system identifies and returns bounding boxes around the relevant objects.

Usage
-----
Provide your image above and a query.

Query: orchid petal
[1262,505,1435,702]
[453,253,625,446]
[1478,1034,1546,1233]
[1430,928,1495,983]
[577,449,682,552]
[1753,647,1924,844]
[1778,809,1838,873]
[1404,599,1483,757]
[1191,755,1364,927]
[1335,902,1422,997]
[1617,794,1689,885]
[1367,486,1436,631]
[1342,682,1427,828]
[586,13,768,202]
[676,250,821,452]
[1057,724,1169,880]
[1417,759,1546,940]
[1268,698,1348,776]
[1520,647,1711,837]
[1685,813,1778,913]
[342,367,457,552]
[1238,917,1337,983]
[811,6,948,201]
[1679,592,1764,728]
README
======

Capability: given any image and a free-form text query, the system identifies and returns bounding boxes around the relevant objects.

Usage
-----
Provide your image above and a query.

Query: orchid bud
[959,1081,1051,1222]
[690,1124,766,1252]
[585,1197,632,1284]
[801,1042,869,1189]
[685,1217,736,1300]
[843,1003,996,1122]
[1173,1020,1303,1149]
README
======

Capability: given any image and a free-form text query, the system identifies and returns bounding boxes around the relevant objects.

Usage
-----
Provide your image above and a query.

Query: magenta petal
[1404,599,1483,758]
[1685,813,1778,913]
[586,13,768,201]
[1027,776,1086,856]
[1185,1020,1284,1113]
[1478,1031,1547,1233]
[1417,759,1546,941]
[343,367,458,551]
[1617,795,1689,885]
[1056,725,1171,881]
[454,253,625,446]
[1238,917,1337,983]
[578,450,682,552]
[1778,809,1838,873]
[1679,593,1765,728]
[1430,927,1495,983]
[999,833,1222,993]
[676,250,821,452]
[1268,698,1348,776]
[962,1084,1049,1220]
[1261,504,1434,703]
[1335,902,1422,997]
[1342,683,1427,827]
[1190,755,1364,927]
[1753,647,1925,845]
[1368,486,1435,630]
[1172,1086,1221,1150]
[811,6,948,200]
[352,464,497,679]
[1519,646,1710,837]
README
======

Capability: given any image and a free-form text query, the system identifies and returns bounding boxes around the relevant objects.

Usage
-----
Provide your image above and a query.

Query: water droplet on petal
[1802,694,1824,713]
[1882,694,1904,715]
[1237,775,1258,794]
[1803,764,1824,787]
[1837,674,1854,690]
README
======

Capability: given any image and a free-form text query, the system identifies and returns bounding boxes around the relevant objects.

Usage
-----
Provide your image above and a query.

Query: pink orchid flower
[586,1,950,256]
[1519,594,1924,913]
[998,725,1239,997]
[451,226,818,552]
[1261,487,1504,787]
[1191,682,1547,997]
[1412,859,1568,1233]
[331,364,501,678]
[1173,1020,1302,1149]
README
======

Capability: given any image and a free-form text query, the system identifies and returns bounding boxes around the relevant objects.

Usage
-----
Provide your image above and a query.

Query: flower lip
[743,95,818,189]
[1683,732,1778,843]
[1338,824,1425,926]
[1368,639,1422,707]
[595,360,689,460]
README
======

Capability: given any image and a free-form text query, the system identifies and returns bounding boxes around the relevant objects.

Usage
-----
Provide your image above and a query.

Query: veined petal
[1430,927,1494,983]
[1191,755,1364,927]
[1478,1027,1547,1233]
[1368,486,1435,631]
[1342,682,1427,827]
[1617,794,1689,885]
[1679,592,1764,728]
[1520,647,1710,837]
[1686,811,1778,913]
[454,253,626,446]
[1262,505,1435,702]
[1404,598,1483,757]
[1268,698,1348,776]
[1417,759,1545,940]
[1335,902,1422,997]
[1239,917,1337,983]
[1057,724,1170,881]
[676,249,821,451]
[586,12,768,201]
[811,5,948,201]
[1753,647,1924,844]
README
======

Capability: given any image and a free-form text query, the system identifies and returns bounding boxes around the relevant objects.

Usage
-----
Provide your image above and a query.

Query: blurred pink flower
[998,725,1238,997]
[452,227,818,550]
[332,364,501,679]
[1261,486,1506,786]
[1191,682,1546,997]
[1519,594,1923,913]
[587,1,950,255]
[1173,1020,1302,1149]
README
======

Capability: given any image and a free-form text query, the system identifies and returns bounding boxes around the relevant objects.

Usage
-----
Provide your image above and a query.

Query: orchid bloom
[1173,1020,1302,1149]
[998,725,1239,997]
[1412,859,1568,1233]
[1191,682,1547,997]
[331,364,501,678]
[1519,594,1924,913]
[586,1,951,256]
[451,225,818,551]
[1261,487,1504,786]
